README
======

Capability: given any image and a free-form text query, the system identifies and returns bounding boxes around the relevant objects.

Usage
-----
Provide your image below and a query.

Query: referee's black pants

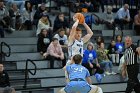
[126,64,140,93]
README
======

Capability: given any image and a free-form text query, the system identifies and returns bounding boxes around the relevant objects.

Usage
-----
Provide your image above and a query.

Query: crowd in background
[0,0,140,91]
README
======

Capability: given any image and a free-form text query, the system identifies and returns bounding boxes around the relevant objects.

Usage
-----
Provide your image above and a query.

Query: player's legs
[89,85,103,93]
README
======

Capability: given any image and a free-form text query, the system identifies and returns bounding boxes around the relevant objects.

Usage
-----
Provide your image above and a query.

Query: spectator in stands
[22,1,34,30]
[33,3,47,26]
[53,28,68,52]
[0,64,16,93]
[134,9,140,36]
[107,39,119,65]
[0,1,14,38]
[104,6,114,29]
[43,38,66,68]
[114,4,132,30]
[96,42,116,75]
[6,0,25,12]
[82,42,104,75]
[9,3,22,30]
[80,0,94,12]
[36,13,52,36]
[37,28,51,55]
[53,12,70,35]
[115,35,124,63]
[94,36,104,50]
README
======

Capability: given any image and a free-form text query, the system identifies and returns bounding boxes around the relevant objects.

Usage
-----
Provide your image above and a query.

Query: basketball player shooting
[63,13,93,82]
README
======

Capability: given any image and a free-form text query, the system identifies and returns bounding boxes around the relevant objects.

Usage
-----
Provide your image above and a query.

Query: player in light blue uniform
[59,54,103,93]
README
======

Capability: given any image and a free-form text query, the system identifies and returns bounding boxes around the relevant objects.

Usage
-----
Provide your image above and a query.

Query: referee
[123,36,140,93]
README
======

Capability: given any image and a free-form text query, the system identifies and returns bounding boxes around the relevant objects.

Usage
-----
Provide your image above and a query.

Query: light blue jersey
[66,64,90,80]
[65,64,91,93]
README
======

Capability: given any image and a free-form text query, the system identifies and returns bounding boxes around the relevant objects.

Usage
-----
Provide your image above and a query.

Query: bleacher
[0,0,140,93]
[1,26,139,93]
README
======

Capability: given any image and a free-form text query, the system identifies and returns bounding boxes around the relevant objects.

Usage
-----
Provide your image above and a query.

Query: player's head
[0,64,4,73]
[75,27,82,40]
[125,36,132,48]
[73,54,83,64]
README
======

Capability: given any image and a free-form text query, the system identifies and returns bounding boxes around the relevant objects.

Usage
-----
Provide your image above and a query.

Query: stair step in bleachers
[2,44,37,53]
[42,74,140,92]
[10,79,40,87]
[5,53,42,61]
[102,30,135,36]
[4,31,36,37]
[29,69,64,78]
[16,60,62,69]
[0,37,37,45]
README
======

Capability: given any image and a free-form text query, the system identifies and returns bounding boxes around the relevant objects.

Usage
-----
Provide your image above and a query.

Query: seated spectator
[53,28,68,52]
[0,64,16,93]
[96,42,116,75]
[82,42,104,76]
[6,0,25,12]
[94,36,104,50]
[115,35,124,60]
[107,40,119,65]
[36,13,52,36]
[22,1,34,30]
[9,3,22,30]
[134,9,140,36]
[0,1,14,38]
[33,3,47,26]
[104,6,114,29]
[80,0,94,12]
[37,28,51,55]
[43,38,66,68]
[114,4,132,30]
[53,12,69,35]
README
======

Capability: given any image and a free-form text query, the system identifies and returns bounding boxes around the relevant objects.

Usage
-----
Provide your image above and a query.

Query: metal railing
[0,42,11,63]
[23,59,37,88]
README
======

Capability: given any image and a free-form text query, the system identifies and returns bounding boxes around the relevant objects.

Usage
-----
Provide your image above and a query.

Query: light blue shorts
[64,81,91,93]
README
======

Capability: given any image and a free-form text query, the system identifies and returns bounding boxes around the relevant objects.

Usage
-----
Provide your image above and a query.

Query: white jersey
[68,39,84,58]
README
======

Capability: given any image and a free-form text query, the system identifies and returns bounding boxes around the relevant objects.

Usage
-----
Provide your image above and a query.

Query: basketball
[73,13,85,24]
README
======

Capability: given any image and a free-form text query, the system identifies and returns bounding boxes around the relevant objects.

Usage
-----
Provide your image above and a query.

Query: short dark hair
[58,28,65,33]
[52,38,58,42]
[73,54,82,64]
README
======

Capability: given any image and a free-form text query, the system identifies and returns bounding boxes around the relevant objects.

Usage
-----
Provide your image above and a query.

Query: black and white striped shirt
[124,44,137,65]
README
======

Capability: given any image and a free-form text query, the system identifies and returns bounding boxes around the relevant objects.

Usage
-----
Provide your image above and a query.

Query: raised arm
[82,23,93,43]
[68,19,79,45]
